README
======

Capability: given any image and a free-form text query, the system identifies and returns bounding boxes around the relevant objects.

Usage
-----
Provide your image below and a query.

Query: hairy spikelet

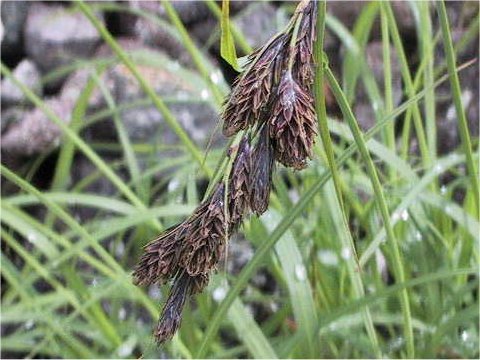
[132,224,185,286]
[269,71,317,170]
[228,136,252,229]
[155,272,194,344]
[135,0,320,345]
[180,184,226,276]
[250,125,275,214]
[222,35,287,137]
[293,1,318,87]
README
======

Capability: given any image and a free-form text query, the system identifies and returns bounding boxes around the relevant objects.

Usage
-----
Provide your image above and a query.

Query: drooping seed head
[132,224,186,286]
[228,136,252,229]
[269,71,317,170]
[155,272,194,344]
[249,125,275,214]
[180,183,227,276]
[222,35,287,137]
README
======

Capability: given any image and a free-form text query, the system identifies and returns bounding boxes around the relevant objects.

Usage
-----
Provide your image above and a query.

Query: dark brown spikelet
[132,224,186,286]
[180,184,227,276]
[155,271,198,344]
[228,136,252,229]
[222,35,287,137]
[293,1,318,87]
[250,125,275,214]
[269,70,317,170]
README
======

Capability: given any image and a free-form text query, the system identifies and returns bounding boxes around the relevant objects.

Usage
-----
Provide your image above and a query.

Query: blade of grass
[196,58,467,357]
[383,2,430,169]
[325,66,414,357]
[436,0,480,216]
[315,3,380,356]
[219,0,239,71]
[263,210,318,357]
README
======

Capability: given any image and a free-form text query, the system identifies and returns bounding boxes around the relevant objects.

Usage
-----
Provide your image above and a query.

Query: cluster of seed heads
[133,0,318,344]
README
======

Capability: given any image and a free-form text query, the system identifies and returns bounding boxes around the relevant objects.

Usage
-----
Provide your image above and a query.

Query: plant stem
[325,67,415,358]
[314,1,381,356]
[436,1,480,217]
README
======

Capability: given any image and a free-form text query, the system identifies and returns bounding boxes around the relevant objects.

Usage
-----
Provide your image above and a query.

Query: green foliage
[1,1,478,358]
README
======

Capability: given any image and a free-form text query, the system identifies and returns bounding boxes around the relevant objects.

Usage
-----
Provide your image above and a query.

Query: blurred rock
[156,0,211,25]
[1,107,25,134]
[122,1,192,66]
[24,3,102,88]
[327,1,416,38]
[354,42,402,131]
[61,38,221,154]
[191,2,287,55]
[1,1,29,59]
[1,97,74,156]
[233,2,287,51]
[96,59,219,147]
[1,59,42,106]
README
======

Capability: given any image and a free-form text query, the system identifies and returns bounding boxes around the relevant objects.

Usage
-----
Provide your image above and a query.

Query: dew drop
[400,209,409,221]
[212,286,227,302]
[91,277,98,287]
[26,232,37,243]
[317,250,339,266]
[210,71,221,84]
[148,285,161,300]
[118,307,127,320]
[440,185,447,195]
[115,242,125,257]
[294,264,307,281]
[117,341,134,358]
[200,89,210,100]
[24,320,35,330]
[341,247,351,260]
[391,212,399,222]
[415,231,422,241]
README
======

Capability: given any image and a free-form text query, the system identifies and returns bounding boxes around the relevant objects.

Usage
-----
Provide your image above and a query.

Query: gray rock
[24,3,102,86]
[1,107,25,134]
[328,1,416,38]
[84,39,220,147]
[124,1,192,67]
[1,1,29,57]
[233,2,288,51]
[99,59,220,149]
[191,2,287,55]
[1,59,42,106]
[1,97,74,156]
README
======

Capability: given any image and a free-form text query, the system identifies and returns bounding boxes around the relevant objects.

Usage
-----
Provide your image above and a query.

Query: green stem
[384,2,430,169]
[314,1,380,356]
[325,67,415,358]
[288,14,303,71]
[380,5,396,164]
[436,1,480,217]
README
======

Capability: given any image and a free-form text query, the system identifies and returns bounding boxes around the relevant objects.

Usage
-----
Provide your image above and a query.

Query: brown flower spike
[222,34,287,137]
[133,0,318,345]
[269,70,318,169]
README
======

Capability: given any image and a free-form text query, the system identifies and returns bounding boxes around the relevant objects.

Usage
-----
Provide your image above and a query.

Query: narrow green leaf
[220,0,239,71]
